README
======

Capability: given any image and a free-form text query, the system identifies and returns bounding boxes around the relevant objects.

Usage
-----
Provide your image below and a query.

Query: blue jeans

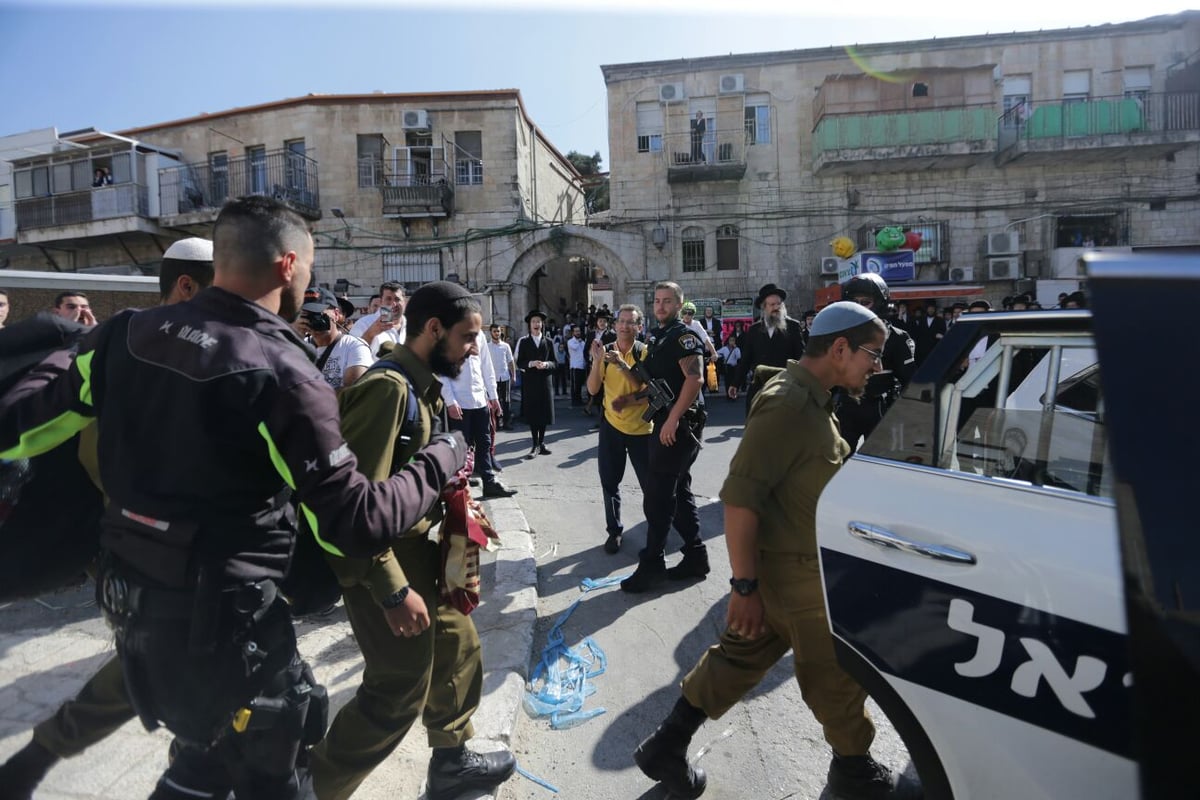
[597,417,650,537]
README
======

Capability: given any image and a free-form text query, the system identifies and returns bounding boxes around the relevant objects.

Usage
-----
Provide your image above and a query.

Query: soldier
[633,301,921,800]
[309,281,515,800]
[620,282,709,593]
[835,273,916,454]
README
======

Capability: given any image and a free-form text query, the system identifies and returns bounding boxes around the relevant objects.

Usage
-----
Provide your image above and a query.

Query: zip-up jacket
[0,287,464,585]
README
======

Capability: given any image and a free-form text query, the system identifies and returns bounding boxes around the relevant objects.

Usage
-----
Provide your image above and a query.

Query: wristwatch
[380,586,411,609]
[729,577,759,596]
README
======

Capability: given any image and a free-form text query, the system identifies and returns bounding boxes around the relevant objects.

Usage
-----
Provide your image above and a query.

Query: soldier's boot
[0,738,59,800]
[826,752,924,800]
[620,553,668,593]
[426,745,516,800]
[667,546,710,581]
[634,697,708,799]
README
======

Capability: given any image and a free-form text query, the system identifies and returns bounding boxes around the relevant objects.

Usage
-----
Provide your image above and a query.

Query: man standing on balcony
[690,111,707,164]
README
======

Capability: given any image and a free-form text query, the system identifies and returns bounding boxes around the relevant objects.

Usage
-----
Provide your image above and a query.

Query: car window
[860,333,1111,498]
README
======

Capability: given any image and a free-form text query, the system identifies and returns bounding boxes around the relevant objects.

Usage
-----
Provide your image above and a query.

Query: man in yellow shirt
[586,304,652,555]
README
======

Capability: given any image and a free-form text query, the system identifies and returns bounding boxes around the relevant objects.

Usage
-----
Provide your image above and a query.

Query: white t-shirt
[349,309,406,342]
[567,336,587,369]
[716,345,741,366]
[316,334,373,389]
[369,326,406,359]
[488,340,515,382]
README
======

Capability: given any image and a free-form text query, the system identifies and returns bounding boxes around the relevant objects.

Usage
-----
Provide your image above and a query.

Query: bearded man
[730,283,806,409]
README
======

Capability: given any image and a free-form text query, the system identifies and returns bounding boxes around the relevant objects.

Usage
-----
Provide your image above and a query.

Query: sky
[1,1,1193,167]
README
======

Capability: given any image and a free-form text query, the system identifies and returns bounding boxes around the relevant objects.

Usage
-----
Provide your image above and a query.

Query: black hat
[406,280,474,322]
[525,309,548,324]
[755,283,787,308]
[594,308,612,320]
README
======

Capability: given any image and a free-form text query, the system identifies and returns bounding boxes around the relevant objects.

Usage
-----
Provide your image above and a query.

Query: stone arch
[501,224,644,327]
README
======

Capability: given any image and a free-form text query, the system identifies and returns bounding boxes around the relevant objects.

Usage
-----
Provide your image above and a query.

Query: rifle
[630,361,676,422]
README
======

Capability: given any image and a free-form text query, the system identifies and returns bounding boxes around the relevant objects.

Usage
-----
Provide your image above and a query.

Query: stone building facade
[601,11,1200,311]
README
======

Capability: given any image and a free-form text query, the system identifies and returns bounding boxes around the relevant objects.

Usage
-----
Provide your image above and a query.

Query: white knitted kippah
[163,237,213,262]
[809,301,878,336]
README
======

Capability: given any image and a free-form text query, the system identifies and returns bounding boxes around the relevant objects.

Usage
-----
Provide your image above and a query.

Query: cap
[809,301,879,336]
[755,283,787,308]
[163,237,213,262]
[301,286,338,314]
[405,280,474,322]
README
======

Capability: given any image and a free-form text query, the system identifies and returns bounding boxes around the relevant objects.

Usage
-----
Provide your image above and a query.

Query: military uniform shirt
[719,361,850,555]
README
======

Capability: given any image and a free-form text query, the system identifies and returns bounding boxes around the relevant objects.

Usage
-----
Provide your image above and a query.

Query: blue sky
[1,2,1191,167]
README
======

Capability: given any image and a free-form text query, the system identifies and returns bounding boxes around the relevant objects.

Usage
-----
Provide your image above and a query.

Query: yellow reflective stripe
[0,410,92,460]
[75,349,95,406]
[256,422,345,558]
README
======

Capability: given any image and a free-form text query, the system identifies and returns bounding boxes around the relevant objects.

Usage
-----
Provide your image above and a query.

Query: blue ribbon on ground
[524,598,609,730]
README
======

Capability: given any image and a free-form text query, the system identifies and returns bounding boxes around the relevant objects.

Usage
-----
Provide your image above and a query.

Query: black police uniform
[0,287,465,800]
[835,322,916,454]
[632,317,708,581]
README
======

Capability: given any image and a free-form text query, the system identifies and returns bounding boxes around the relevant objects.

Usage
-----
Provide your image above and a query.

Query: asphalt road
[492,391,916,800]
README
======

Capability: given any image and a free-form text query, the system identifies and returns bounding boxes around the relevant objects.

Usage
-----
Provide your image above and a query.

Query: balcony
[16,184,153,242]
[159,148,321,225]
[664,128,748,184]
[812,105,996,175]
[996,92,1200,166]
[375,156,455,219]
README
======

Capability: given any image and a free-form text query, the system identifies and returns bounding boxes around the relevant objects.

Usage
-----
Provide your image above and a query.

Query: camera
[302,309,331,333]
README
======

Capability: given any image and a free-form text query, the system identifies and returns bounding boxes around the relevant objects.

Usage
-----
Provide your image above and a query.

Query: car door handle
[847,521,977,565]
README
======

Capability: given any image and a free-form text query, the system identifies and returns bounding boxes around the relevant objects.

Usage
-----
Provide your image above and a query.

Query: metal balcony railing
[812,104,996,155]
[159,148,321,218]
[15,183,149,230]
[378,154,455,217]
[662,127,747,168]
[997,92,1200,151]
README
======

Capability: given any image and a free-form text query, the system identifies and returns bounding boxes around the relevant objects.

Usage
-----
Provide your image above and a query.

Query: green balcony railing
[997,92,1200,151]
[813,105,996,156]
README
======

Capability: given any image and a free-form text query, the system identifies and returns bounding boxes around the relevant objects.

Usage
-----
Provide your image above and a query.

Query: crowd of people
[0,203,1092,800]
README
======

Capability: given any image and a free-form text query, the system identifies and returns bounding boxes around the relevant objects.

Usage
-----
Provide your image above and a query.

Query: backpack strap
[364,359,424,453]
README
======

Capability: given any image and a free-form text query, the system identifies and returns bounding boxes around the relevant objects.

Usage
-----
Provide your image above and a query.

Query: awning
[890,283,985,300]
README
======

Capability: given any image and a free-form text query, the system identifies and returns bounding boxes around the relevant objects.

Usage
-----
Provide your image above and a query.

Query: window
[246,146,267,194]
[454,131,483,185]
[860,337,1110,498]
[209,151,228,204]
[716,225,739,270]
[682,226,706,273]
[1002,75,1032,127]
[14,166,48,198]
[1055,212,1124,248]
[110,153,131,184]
[285,139,307,191]
[912,82,929,98]
[1063,70,1090,103]
[1124,67,1151,105]
[862,221,946,264]
[357,134,385,188]
[743,94,771,145]
[383,248,441,285]
[52,163,74,193]
[636,101,663,153]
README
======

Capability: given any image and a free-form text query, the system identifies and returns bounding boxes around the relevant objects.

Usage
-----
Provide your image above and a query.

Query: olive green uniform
[308,346,483,800]
[681,361,876,756]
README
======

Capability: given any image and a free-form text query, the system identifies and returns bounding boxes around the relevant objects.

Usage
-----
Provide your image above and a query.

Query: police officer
[633,302,921,800]
[620,281,709,593]
[0,196,467,799]
[835,273,916,454]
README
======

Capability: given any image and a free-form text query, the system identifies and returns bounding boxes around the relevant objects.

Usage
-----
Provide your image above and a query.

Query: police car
[816,253,1199,800]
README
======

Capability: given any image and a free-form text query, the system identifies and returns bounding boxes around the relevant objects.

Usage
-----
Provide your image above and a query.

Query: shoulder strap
[365,359,423,449]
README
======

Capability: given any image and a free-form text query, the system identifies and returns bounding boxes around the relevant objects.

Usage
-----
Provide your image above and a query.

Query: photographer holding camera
[299,287,372,391]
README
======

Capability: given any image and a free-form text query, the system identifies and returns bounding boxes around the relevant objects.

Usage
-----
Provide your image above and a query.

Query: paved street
[0,390,915,799]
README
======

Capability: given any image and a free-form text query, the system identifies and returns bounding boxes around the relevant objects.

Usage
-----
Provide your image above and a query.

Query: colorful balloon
[904,230,923,251]
[876,226,905,252]
[831,236,856,259]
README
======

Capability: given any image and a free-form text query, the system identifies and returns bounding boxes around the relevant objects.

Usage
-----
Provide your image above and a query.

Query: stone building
[600,11,1200,311]
[0,91,635,329]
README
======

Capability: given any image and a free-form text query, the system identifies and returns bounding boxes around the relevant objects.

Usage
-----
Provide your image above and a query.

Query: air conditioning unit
[719,74,745,94]
[820,257,841,276]
[988,257,1020,281]
[401,109,430,130]
[987,230,1022,255]
[659,82,686,103]
[949,266,975,282]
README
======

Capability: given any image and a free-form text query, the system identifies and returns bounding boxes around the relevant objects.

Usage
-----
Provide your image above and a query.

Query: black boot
[0,738,59,800]
[427,745,517,800]
[827,752,923,800]
[634,697,708,799]
[667,546,710,581]
[620,554,667,593]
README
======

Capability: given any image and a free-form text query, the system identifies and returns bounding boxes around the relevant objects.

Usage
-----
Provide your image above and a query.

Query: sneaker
[604,533,622,554]
[621,557,667,593]
[482,481,517,499]
[427,747,516,800]
[826,753,923,800]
